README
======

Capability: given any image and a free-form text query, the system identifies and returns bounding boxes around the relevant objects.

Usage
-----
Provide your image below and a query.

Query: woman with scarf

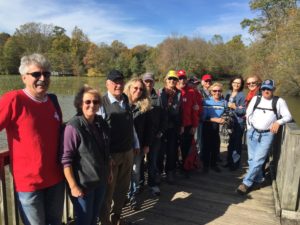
[158,70,182,184]
[245,75,262,107]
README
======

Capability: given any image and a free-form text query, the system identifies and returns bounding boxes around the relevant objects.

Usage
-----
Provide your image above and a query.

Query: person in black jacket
[158,70,182,184]
[124,77,152,209]
[62,85,112,225]
[142,72,168,196]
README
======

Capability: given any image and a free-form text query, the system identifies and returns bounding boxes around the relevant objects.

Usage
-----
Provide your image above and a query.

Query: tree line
[0,0,299,96]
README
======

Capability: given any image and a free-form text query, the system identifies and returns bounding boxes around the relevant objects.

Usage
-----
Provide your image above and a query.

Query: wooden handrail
[0,150,73,225]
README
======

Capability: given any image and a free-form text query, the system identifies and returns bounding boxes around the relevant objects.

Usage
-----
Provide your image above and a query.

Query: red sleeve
[0,91,15,131]
[190,89,199,128]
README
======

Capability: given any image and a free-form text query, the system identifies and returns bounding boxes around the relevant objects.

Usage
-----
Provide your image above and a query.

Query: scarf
[164,87,177,107]
[245,87,259,107]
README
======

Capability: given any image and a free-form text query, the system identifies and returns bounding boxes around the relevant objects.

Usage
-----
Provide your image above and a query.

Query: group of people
[0,53,292,225]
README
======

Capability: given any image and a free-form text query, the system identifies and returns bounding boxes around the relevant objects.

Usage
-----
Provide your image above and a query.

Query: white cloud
[0,0,165,47]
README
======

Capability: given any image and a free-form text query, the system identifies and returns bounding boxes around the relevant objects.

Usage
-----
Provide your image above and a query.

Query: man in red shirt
[0,53,64,225]
[176,70,199,177]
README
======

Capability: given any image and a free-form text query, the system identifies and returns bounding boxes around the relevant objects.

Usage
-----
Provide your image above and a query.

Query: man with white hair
[0,53,65,225]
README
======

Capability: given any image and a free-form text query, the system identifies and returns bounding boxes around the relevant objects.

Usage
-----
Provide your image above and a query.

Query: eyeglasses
[212,89,222,93]
[246,81,257,86]
[144,79,153,83]
[204,79,212,83]
[83,100,100,105]
[133,87,143,91]
[232,82,241,85]
[167,77,178,81]
[261,88,272,92]
[179,77,187,80]
[26,71,51,79]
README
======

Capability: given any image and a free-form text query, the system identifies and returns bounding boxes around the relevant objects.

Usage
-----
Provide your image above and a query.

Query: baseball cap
[166,70,179,79]
[261,79,275,90]
[202,74,212,81]
[107,69,124,81]
[142,72,154,82]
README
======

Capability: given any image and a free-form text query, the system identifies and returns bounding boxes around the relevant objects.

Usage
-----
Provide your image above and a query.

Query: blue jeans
[71,183,106,225]
[17,181,65,225]
[129,152,144,198]
[243,128,274,187]
[148,136,161,187]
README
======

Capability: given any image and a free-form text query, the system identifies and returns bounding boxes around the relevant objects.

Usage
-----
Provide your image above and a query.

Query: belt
[253,127,270,133]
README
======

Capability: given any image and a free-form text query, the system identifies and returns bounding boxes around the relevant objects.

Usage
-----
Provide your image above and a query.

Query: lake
[0,75,300,150]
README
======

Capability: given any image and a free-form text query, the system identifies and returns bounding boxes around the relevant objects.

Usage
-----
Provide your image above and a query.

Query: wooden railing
[0,150,74,225]
[270,122,300,221]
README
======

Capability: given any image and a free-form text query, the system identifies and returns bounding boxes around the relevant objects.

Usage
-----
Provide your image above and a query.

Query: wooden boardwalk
[121,148,280,225]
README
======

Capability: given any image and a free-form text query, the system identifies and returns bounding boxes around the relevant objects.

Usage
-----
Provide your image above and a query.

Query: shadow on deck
[121,149,280,225]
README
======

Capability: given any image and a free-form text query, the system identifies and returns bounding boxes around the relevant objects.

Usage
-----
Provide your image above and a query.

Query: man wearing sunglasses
[0,53,65,225]
[236,79,292,195]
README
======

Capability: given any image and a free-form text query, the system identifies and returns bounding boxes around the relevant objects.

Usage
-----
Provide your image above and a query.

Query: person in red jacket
[176,70,199,177]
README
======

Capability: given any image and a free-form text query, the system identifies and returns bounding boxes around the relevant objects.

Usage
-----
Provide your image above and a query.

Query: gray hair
[19,53,51,75]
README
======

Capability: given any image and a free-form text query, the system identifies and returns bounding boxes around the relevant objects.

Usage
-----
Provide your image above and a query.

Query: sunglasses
[261,88,272,92]
[83,100,100,105]
[247,81,257,86]
[133,87,143,91]
[26,71,51,79]
[179,77,187,80]
[212,89,222,93]
[168,77,178,81]
[204,79,212,83]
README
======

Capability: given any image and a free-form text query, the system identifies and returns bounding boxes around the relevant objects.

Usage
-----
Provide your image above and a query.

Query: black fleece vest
[102,94,134,153]
[68,115,110,189]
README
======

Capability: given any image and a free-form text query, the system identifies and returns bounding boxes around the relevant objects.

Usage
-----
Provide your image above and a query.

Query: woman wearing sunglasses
[202,82,226,173]
[224,76,246,171]
[124,78,152,210]
[61,85,112,225]
[158,70,182,184]
[245,75,262,107]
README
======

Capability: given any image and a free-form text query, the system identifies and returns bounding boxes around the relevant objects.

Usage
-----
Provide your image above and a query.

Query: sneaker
[211,166,221,173]
[150,186,160,196]
[166,171,175,185]
[236,183,250,195]
[129,197,140,210]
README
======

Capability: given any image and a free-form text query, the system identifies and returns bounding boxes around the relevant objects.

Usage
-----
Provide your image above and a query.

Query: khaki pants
[100,150,134,224]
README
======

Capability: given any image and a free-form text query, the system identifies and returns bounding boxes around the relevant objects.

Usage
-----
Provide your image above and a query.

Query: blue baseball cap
[261,79,275,90]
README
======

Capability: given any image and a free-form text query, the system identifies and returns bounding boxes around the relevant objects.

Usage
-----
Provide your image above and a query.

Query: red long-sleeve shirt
[0,90,64,192]
[180,86,200,128]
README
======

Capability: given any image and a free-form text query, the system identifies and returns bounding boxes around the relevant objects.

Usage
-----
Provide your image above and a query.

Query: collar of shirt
[107,91,126,109]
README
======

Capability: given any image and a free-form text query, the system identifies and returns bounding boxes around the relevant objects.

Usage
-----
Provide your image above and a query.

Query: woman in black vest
[61,85,112,225]
[124,77,152,210]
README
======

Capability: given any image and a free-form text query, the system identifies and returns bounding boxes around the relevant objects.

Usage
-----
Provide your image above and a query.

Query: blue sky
[0,0,256,48]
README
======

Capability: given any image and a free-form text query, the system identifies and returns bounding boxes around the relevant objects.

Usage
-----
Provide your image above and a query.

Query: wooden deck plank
[121,148,280,225]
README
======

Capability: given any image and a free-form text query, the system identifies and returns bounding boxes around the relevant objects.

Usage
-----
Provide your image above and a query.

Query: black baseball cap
[107,69,124,81]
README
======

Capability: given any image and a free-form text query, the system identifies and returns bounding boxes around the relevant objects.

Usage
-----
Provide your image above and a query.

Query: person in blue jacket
[202,82,226,173]
[224,75,246,171]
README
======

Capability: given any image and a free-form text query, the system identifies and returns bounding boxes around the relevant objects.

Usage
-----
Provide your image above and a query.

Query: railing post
[0,158,9,225]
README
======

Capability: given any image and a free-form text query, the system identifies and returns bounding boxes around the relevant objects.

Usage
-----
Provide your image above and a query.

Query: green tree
[70,26,90,75]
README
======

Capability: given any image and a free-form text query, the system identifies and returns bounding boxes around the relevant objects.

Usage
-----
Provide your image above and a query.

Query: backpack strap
[48,93,62,122]
[252,95,280,119]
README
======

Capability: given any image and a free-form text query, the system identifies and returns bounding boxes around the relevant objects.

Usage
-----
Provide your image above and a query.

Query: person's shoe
[222,163,230,168]
[211,166,221,173]
[150,186,160,196]
[166,171,175,185]
[236,183,250,195]
[129,197,140,210]
[202,167,209,174]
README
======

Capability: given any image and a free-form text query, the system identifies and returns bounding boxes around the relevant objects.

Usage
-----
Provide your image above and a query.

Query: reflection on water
[0,75,299,150]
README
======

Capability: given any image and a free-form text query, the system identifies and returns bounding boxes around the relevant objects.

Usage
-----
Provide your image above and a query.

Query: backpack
[253,95,280,119]
[183,139,202,171]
